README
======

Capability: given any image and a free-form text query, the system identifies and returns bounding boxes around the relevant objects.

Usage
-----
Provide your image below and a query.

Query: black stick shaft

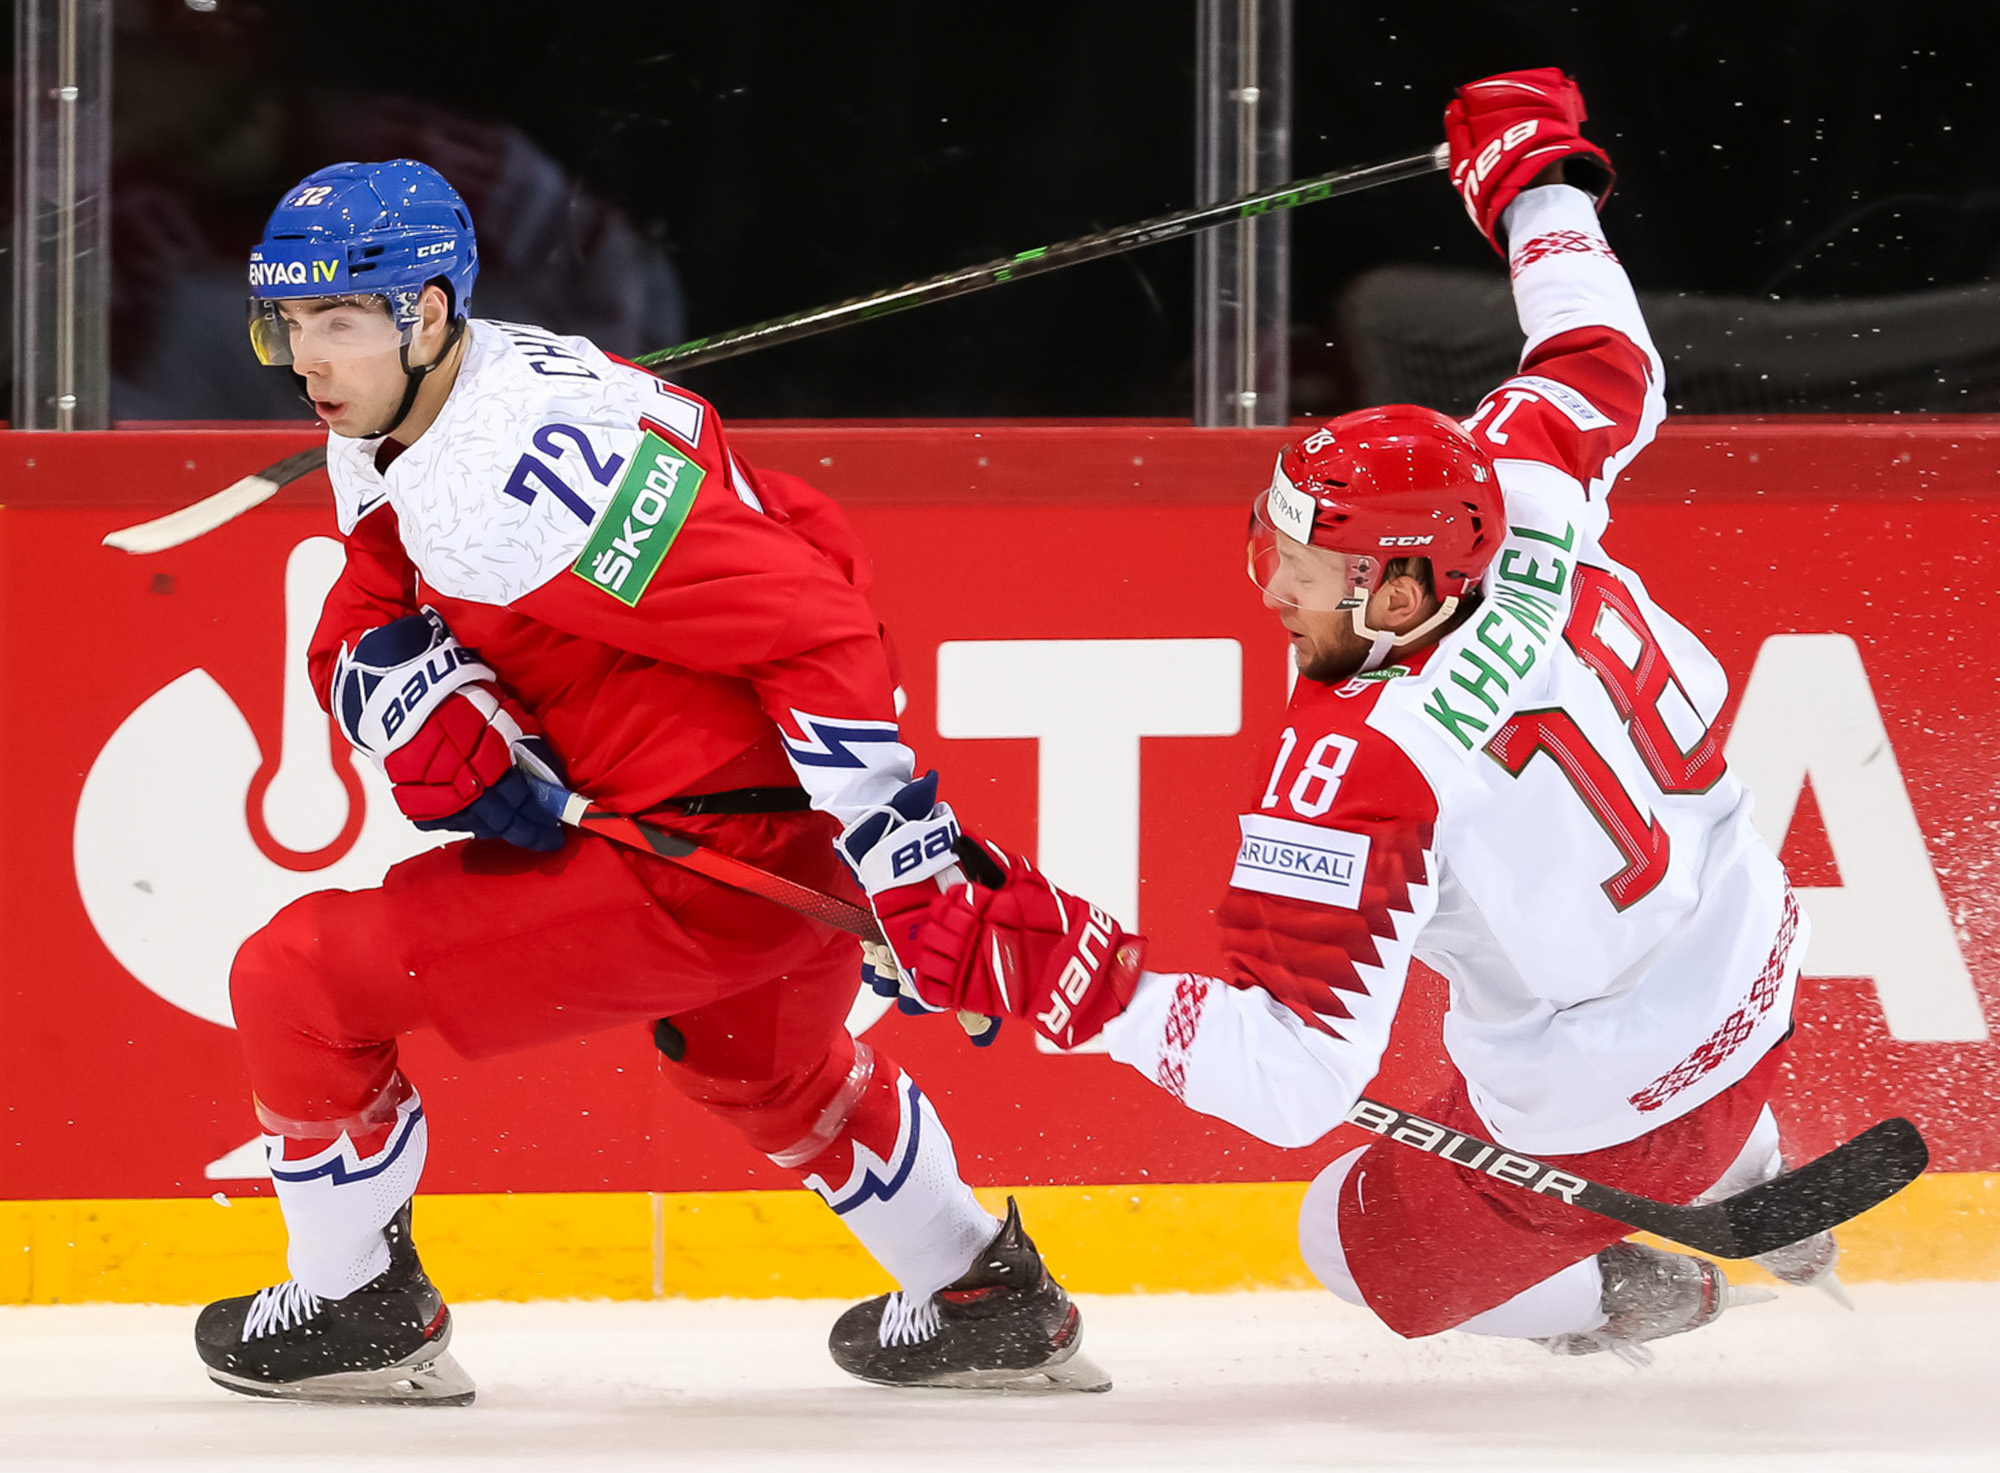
[131,145,1448,537]
[1345,1098,1926,1258]
[637,145,1448,372]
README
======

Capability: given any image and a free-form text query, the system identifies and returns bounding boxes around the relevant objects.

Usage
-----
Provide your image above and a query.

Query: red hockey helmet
[1249,405,1502,625]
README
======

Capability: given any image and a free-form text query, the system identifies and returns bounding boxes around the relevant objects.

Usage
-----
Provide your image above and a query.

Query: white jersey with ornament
[1101,184,1803,1157]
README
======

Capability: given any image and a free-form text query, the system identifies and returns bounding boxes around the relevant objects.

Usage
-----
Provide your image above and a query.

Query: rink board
[4,1174,1998,1306]
[3,418,1999,1301]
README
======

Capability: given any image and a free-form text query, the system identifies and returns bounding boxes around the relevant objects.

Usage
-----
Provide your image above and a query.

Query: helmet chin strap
[366,316,467,441]
[1349,596,1461,673]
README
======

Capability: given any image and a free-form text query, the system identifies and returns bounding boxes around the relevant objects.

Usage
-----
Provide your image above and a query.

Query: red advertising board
[3,420,1997,1207]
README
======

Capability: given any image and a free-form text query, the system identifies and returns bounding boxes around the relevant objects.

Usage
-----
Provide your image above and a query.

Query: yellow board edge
[5,1173,1995,1306]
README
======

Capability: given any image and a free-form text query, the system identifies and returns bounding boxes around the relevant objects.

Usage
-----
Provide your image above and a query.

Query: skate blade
[894,1349,1112,1394]
[207,1348,475,1407]
[1811,1271,1856,1311]
[856,1336,1113,1395]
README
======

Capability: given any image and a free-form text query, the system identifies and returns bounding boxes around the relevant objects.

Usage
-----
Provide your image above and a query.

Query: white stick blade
[102,446,325,554]
[101,474,281,554]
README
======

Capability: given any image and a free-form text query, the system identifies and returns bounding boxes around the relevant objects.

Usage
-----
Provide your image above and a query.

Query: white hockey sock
[266,1089,428,1299]
[1300,1144,1609,1338]
[802,1071,999,1303]
[1297,1146,1369,1308]
[1453,1256,1607,1339]
[1698,1105,1783,1201]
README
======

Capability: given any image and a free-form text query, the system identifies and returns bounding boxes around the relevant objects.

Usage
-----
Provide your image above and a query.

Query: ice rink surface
[4,1284,1994,1472]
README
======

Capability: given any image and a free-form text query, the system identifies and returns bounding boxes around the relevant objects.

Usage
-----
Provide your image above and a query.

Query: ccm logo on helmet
[415,241,454,259]
[1380,535,1435,547]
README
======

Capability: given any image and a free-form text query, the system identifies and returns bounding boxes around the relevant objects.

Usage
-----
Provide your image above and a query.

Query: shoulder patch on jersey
[570,431,703,605]
[640,383,706,451]
[1230,813,1372,909]
[1498,374,1615,432]
[1338,664,1410,693]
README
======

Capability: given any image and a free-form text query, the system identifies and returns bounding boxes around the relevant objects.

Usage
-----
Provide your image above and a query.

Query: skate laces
[877,1291,943,1347]
[241,1280,324,1342]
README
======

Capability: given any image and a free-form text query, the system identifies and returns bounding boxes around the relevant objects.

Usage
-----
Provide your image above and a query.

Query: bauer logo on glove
[334,609,495,757]
[1032,905,1145,1043]
[1442,67,1615,252]
[331,609,568,852]
[909,839,1148,1052]
[891,822,959,880]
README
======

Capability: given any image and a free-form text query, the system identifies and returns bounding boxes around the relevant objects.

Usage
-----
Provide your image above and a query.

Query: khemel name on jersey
[1421,521,1577,750]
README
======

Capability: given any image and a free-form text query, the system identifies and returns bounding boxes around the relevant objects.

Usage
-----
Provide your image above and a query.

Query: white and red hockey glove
[332,610,566,852]
[1443,67,1614,253]
[908,840,1148,1052]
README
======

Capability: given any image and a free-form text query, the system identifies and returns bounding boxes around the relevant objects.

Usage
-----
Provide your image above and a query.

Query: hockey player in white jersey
[887,69,1840,1362]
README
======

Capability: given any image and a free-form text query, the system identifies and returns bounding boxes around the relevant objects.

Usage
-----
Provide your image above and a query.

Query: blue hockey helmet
[247,159,478,368]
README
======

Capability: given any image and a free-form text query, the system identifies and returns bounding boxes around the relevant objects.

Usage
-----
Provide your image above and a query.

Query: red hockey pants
[1338,1041,1789,1338]
[229,810,887,1162]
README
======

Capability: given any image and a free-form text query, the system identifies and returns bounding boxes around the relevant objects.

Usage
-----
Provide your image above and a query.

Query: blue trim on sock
[827,1080,925,1216]
[268,1104,425,1185]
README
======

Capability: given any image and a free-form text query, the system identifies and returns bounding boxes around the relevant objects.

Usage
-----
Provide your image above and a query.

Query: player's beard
[1291,612,1375,685]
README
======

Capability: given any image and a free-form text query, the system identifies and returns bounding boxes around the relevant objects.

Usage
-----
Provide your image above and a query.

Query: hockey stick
[102,144,1448,554]
[535,786,1930,1254]
[100,447,327,554]
[525,774,1000,1043]
[532,778,882,940]
[635,144,1449,372]
[1344,1098,1927,1261]
[939,847,1923,1255]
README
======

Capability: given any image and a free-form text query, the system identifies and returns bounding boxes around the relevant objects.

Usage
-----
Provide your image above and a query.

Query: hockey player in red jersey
[893,70,1842,1364]
[196,160,1105,1403]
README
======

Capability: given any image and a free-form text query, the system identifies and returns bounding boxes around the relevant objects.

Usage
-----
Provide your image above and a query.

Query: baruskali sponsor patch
[1230,812,1371,909]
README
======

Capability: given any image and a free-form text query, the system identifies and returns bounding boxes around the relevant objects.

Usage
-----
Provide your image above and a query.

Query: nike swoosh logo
[354,494,387,519]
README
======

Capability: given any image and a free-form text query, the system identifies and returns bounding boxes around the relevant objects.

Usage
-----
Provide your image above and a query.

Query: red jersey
[310,319,916,822]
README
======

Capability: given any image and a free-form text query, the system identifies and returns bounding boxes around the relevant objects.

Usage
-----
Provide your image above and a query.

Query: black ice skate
[1540,1240,1775,1366]
[829,1197,1110,1392]
[195,1201,473,1406]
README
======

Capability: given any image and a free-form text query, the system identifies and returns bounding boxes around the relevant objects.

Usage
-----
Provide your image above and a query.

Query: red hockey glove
[908,840,1147,1052]
[332,611,566,851]
[1443,67,1615,253]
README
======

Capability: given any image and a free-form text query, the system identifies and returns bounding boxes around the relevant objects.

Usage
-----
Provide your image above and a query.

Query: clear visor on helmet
[1246,488,1380,614]
[248,294,410,368]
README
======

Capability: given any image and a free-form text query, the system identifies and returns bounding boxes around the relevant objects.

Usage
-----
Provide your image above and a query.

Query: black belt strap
[648,786,814,816]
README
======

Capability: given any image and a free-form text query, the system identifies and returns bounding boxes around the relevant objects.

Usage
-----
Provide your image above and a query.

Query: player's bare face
[1259,537,1374,683]
[275,298,407,437]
